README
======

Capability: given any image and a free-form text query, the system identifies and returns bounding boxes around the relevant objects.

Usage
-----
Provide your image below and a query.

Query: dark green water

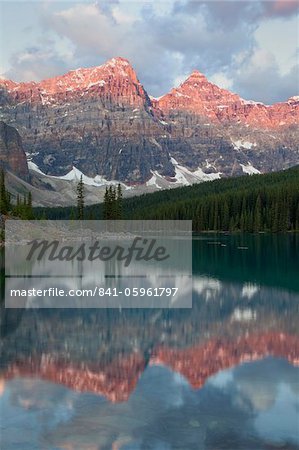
[0,234,298,449]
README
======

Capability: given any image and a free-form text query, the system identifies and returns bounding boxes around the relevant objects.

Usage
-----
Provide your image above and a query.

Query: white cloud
[50,4,122,54]
[5,38,75,82]
[210,72,233,90]
[254,16,299,75]
[247,48,276,71]
[111,6,137,25]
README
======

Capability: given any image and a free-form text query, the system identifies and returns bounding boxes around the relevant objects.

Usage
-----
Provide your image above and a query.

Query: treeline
[0,169,34,219]
[127,167,299,232]
[133,184,299,232]
[34,166,299,232]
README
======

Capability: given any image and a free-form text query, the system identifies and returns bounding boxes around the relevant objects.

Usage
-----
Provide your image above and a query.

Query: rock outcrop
[0,121,29,179]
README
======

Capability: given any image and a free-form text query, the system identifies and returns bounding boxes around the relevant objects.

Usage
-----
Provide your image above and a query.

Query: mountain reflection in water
[0,234,298,450]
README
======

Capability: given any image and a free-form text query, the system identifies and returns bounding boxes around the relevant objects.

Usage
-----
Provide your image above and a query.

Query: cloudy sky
[0,0,298,103]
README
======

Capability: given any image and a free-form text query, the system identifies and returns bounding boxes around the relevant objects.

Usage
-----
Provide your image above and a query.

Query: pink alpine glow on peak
[0,57,148,108]
[157,68,299,129]
[1,57,298,129]
[187,69,207,79]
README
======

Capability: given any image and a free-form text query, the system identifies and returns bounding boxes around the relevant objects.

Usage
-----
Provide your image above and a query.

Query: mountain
[1,332,298,402]
[0,58,173,184]
[0,121,29,180]
[156,70,299,128]
[0,57,298,186]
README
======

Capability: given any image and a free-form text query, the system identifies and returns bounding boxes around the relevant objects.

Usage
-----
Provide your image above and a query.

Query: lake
[0,234,299,449]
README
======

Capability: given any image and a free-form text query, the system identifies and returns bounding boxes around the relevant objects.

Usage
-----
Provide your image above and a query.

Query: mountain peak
[100,56,139,83]
[67,57,132,75]
[185,69,207,82]
[190,69,206,77]
[104,56,131,67]
[102,56,135,75]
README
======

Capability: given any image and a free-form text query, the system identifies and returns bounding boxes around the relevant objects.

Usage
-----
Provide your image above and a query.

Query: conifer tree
[77,175,85,220]
[109,186,116,219]
[116,183,123,219]
[254,195,262,232]
[103,184,123,220]
[24,191,34,219]
[0,168,10,215]
[103,186,110,219]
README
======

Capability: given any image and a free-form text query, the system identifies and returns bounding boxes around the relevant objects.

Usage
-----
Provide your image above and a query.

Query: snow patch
[56,166,130,188]
[173,168,190,186]
[150,138,162,150]
[174,91,190,98]
[192,167,221,181]
[87,80,106,89]
[171,157,221,184]
[106,57,129,68]
[232,140,256,150]
[241,99,265,106]
[240,163,260,175]
[28,161,46,175]
[150,95,163,101]
[146,171,163,189]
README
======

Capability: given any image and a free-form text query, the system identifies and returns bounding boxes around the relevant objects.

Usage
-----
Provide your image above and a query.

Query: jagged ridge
[0,57,298,184]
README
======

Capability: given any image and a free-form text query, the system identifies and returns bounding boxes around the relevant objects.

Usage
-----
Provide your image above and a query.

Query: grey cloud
[41,1,258,97]
[233,58,299,103]
[190,1,261,29]
[127,6,257,94]
[3,1,297,103]
[177,1,298,22]
[5,45,72,82]
[261,0,299,18]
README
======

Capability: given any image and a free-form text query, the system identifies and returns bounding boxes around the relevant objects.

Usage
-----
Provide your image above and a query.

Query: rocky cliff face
[157,70,299,129]
[0,57,298,184]
[0,121,29,179]
[0,58,174,183]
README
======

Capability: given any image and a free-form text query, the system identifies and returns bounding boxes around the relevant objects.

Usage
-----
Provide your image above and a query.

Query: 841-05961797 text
[10,287,179,298]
